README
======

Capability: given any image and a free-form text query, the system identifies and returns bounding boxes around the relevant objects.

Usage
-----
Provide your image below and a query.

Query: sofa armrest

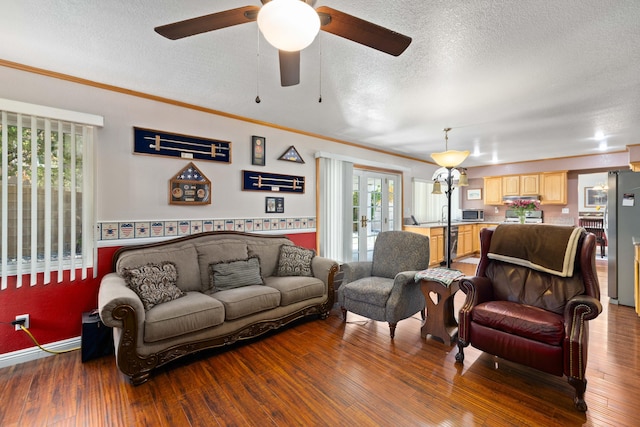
[312,256,339,286]
[341,261,373,284]
[98,272,145,329]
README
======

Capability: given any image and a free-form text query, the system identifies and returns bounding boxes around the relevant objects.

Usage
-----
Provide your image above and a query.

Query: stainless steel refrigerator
[607,170,640,306]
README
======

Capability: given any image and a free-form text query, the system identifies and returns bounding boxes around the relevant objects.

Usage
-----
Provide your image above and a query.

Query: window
[0,99,102,288]
[412,178,460,223]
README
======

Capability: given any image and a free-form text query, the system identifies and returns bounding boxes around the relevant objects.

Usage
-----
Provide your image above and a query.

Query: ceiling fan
[154,0,412,87]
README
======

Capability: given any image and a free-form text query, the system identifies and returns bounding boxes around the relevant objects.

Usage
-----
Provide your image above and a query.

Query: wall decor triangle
[278,146,305,163]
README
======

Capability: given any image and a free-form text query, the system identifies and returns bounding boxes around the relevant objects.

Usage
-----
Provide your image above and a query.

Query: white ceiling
[2,0,640,167]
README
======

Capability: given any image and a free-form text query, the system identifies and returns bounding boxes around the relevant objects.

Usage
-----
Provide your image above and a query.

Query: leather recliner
[455,225,602,411]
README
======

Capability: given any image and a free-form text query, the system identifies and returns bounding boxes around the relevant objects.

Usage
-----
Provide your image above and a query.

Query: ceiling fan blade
[316,6,412,56]
[279,50,300,87]
[155,6,260,40]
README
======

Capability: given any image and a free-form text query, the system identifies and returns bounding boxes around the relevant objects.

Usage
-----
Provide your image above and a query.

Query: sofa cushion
[121,262,185,311]
[117,243,200,292]
[471,300,565,346]
[144,292,225,342]
[248,239,292,278]
[277,245,315,277]
[208,256,264,292]
[264,276,325,306]
[212,285,281,320]
[196,240,249,291]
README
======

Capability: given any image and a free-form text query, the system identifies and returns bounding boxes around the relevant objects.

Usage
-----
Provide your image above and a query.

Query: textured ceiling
[2,0,640,166]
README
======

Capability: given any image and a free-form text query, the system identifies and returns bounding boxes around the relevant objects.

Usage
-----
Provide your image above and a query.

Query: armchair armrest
[341,261,373,284]
[564,295,603,328]
[385,270,425,323]
[563,294,602,379]
[457,276,495,343]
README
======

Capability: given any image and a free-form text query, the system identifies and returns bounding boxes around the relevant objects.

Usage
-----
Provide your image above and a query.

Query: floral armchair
[338,230,430,338]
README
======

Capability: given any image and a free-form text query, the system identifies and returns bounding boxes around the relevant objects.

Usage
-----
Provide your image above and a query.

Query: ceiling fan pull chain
[318,35,322,103]
[255,25,261,104]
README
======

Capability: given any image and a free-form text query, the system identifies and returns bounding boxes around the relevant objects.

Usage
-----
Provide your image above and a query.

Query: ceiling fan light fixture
[257,0,321,52]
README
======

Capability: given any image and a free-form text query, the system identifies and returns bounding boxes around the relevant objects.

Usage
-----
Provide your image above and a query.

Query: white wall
[0,65,436,226]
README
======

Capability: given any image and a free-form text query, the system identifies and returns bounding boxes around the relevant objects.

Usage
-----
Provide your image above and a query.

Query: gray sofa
[98,231,338,385]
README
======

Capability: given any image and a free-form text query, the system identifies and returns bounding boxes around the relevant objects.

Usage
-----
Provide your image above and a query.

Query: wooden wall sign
[242,170,305,194]
[134,127,232,163]
[169,162,211,205]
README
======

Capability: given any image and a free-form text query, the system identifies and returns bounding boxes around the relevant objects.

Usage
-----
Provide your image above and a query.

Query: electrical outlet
[15,314,29,331]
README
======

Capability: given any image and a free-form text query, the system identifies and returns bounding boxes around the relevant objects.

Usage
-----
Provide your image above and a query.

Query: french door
[351,170,399,261]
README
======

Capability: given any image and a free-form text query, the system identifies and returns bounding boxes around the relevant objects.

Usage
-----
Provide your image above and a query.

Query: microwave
[461,209,484,221]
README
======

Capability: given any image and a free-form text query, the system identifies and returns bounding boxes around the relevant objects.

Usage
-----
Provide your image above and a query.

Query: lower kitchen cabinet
[403,225,445,266]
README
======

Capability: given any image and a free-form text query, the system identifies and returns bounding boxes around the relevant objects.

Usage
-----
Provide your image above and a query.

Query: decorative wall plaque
[169,162,211,205]
[134,127,232,163]
[242,170,305,194]
[278,145,305,163]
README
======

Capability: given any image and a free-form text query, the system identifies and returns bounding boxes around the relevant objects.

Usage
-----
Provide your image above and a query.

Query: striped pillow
[208,256,264,292]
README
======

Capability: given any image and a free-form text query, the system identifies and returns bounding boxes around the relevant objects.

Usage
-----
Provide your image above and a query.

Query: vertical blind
[317,156,353,263]
[0,99,102,290]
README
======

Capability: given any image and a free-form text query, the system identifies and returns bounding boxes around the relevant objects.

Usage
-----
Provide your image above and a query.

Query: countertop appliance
[504,209,543,223]
[607,170,640,307]
[461,209,484,221]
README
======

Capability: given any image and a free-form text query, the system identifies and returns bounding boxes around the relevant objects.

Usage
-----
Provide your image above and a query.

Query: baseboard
[0,336,81,369]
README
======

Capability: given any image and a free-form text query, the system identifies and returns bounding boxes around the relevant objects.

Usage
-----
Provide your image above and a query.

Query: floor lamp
[431,128,470,268]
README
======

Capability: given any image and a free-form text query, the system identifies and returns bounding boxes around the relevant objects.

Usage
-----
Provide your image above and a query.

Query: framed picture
[265,197,284,213]
[467,188,482,200]
[585,187,607,207]
[252,136,265,166]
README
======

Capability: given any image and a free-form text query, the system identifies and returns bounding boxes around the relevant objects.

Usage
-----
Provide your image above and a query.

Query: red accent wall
[0,233,315,356]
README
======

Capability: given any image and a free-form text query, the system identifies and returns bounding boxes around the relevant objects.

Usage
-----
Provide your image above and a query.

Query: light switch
[562,208,569,214]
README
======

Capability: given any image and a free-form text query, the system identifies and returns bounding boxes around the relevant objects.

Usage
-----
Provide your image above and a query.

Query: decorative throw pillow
[208,256,264,292]
[277,245,315,277]
[121,262,184,311]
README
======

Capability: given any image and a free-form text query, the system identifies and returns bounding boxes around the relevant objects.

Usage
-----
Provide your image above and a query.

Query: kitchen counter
[404,222,499,229]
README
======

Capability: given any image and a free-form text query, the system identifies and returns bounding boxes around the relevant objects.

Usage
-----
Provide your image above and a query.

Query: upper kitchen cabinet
[485,174,540,205]
[520,174,540,196]
[502,175,520,196]
[540,171,567,205]
[484,176,503,205]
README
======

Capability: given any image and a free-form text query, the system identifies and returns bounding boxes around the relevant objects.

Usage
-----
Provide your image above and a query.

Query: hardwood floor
[1,259,639,426]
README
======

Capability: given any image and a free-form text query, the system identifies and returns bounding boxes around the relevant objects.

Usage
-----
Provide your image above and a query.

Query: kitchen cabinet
[500,174,540,197]
[502,176,520,196]
[472,224,480,253]
[520,174,540,195]
[484,177,503,205]
[430,229,445,266]
[485,173,544,205]
[457,224,474,257]
[540,171,567,205]
[403,225,444,266]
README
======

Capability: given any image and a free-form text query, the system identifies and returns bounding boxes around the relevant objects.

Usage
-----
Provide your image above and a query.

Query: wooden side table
[420,279,460,345]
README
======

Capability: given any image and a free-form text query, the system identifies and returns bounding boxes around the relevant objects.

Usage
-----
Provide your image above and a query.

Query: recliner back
[484,261,585,314]
[371,231,430,278]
